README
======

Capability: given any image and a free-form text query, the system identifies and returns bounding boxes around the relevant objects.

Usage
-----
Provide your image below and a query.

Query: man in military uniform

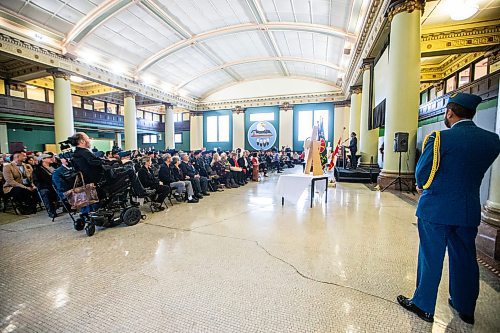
[397,93,500,324]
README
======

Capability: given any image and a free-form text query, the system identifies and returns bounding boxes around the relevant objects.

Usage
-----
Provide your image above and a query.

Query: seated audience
[33,153,59,218]
[179,153,209,199]
[158,154,198,203]
[137,156,169,211]
[2,151,38,214]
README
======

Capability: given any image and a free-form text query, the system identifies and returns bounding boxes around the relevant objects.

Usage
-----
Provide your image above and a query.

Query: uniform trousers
[412,218,479,316]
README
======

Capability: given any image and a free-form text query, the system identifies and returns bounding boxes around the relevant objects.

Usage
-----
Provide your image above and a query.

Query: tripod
[381,151,414,193]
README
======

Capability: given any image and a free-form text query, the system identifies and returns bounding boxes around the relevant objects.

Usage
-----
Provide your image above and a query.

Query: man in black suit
[348,132,358,169]
[237,150,251,182]
[69,132,150,197]
[137,156,168,211]
[179,153,209,198]
[158,154,198,203]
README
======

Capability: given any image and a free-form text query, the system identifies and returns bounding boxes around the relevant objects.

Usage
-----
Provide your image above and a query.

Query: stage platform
[334,166,380,183]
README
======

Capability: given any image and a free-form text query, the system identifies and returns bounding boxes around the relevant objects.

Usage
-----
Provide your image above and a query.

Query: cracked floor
[1,168,499,333]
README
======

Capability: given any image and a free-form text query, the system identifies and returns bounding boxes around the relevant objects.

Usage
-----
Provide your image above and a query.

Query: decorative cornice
[0,32,197,109]
[420,52,484,81]
[344,0,388,95]
[385,0,425,23]
[197,91,344,111]
[421,23,500,56]
[360,57,375,71]
[350,85,363,94]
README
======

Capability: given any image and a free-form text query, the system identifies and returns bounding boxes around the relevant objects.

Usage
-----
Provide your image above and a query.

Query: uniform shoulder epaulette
[422,130,441,189]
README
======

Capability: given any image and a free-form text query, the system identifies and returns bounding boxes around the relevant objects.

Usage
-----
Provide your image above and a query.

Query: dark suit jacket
[159,163,176,185]
[349,137,358,153]
[237,157,249,170]
[137,166,158,189]
[416,121,500,227]
[180,161,197,178]
[71,147,104,184]
[171,165,183,181]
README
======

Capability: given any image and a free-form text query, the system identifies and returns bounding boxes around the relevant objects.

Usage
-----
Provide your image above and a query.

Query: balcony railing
[419,71,499,120]
[0,95,189,132]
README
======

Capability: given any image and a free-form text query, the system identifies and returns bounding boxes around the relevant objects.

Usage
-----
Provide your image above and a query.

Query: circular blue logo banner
[247,121,277,150]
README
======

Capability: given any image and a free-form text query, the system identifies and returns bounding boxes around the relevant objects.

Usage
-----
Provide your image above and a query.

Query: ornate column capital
[123,91,136,99]
[350,85,362,94]
[48,68,71,80]
[189,111,203,117]
[232,105,246,114]
[279,102,293,112]
[385,0,425,23]
[360,57,375,71]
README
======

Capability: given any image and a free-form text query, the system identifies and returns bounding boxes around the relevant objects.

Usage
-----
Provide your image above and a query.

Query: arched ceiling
[0,0,370,99]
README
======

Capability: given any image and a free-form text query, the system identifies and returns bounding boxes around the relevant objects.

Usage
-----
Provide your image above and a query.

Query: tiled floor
[1,168,499,333]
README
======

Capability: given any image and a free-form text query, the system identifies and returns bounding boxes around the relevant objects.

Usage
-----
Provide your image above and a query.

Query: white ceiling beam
[140,0,191,39]
[136,22,356,73]
[244,0,289,76]
[63,0,134,52]
[139,0,241,82]
[176,56,344,90]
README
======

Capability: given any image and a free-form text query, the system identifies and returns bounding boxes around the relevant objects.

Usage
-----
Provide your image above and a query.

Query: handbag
[64,172,99,209]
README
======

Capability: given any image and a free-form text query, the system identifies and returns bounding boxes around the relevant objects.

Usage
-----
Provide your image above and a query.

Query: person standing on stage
[397,93,500,324]
[348,132,358,169]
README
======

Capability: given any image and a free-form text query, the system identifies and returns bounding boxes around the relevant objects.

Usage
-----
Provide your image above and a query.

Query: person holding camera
[2,151,38,214]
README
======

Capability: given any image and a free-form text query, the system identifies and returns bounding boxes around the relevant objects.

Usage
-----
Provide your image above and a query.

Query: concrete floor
[0,168,499,333]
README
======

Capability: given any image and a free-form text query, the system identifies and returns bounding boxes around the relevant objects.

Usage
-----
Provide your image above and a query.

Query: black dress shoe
[397,295,434,323]
[448,298,474,325]
[187,198,199,203]
[196,194,203,199]
[202,192,210,196]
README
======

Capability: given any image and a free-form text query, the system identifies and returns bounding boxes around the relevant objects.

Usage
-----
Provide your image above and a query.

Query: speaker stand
[381,152,415,194]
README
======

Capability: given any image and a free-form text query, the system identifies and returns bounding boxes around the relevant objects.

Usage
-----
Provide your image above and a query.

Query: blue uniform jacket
[416,121,500,227]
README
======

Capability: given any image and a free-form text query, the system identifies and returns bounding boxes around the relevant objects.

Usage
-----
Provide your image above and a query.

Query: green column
[378,0,424,187]
[164,104,175,149]
[0,122,8,153]
[52,70,74,153]
[359,58,378,166]
[123,92,137,150]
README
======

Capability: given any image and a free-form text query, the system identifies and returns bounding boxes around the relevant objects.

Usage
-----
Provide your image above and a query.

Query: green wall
[7,124,55,152]
[203,109,233,151]
[175,130,190,151]
[138,132,164,151]
[292,102,334,152]
[244,106,280,151]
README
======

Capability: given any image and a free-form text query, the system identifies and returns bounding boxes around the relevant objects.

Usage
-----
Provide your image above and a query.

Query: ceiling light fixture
[445,0,479,21]
[110,62,126,75]
[70,75,85,83]
[77,49,99,65]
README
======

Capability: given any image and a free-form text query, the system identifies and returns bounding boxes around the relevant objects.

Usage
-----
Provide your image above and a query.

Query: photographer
[2,151,38,214]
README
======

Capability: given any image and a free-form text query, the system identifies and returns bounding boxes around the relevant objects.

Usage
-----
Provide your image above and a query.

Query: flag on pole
[318,117,328,168]
[327,127,345,171]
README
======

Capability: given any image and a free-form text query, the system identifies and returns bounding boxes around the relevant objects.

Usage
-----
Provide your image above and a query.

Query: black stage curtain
[372,99,386,129]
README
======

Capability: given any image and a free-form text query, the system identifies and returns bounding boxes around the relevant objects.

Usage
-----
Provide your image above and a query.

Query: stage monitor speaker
[394,132,409,152]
